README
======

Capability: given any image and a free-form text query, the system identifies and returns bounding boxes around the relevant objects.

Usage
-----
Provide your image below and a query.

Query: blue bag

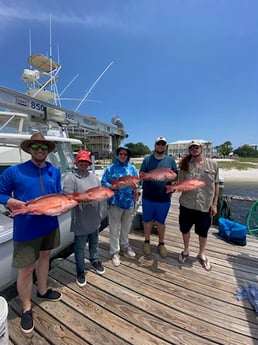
[218,217,247,246]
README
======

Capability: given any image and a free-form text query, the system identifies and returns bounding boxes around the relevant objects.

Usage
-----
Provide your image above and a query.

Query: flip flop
[178,251,189,264]
[197,255,212,271]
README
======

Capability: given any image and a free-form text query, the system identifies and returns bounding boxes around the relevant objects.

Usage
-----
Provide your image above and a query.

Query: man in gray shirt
[177,141,219,271]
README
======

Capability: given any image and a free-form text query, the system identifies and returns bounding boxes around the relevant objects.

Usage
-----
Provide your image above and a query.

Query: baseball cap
[155,136,167,144]
[74,150,92,164]
[188,140,202,149]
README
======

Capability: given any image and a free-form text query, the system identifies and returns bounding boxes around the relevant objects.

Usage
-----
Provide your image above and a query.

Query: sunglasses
[30,144,49,151]
[156,142,166,146]
[119,153,128,156]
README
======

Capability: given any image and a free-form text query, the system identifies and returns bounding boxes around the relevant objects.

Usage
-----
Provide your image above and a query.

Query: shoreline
[219,168,258,182]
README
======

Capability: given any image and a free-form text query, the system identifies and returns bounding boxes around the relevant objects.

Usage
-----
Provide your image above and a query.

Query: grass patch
[217,161,258,170]
[217,158,258,170]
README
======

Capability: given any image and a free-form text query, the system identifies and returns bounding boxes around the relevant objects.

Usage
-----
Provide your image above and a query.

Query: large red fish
[70,186,114,202]
[140,168,177,182]
[111,175,141,190]
[166,179,206,193]
[10,194,78,216]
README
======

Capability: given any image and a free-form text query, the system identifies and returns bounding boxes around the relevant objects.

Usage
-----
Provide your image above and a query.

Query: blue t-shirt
[0,160,61,241]
[140,154,178,202]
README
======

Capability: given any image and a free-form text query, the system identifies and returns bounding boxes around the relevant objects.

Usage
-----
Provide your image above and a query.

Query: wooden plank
[52,257,258,345]
[37,270,171,345]
[5,192,258,345]
[48,264,216,345]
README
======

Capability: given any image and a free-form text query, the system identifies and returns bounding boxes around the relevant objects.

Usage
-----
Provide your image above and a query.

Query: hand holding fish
[7,198,26,211]
[10,187,114,217]
[166,179,206,193]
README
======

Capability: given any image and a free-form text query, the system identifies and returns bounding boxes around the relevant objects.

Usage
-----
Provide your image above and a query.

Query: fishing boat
[0,50,126,292]
[0,111,82,292]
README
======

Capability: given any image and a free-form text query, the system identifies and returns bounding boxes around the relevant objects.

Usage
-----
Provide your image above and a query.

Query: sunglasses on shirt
[30,144,49,151]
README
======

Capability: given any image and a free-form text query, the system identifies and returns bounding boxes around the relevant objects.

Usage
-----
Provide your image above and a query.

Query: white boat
[0,112,82,292]
[0,51,126,292]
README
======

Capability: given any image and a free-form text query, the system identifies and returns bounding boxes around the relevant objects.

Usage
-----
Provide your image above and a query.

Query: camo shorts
[12,228,60,268]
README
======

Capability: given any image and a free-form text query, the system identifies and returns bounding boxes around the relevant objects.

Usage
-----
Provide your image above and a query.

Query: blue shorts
[179,205,211,238]
[142,198,171,225]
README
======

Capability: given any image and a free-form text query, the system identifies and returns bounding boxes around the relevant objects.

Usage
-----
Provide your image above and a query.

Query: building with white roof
[167,139,213,159]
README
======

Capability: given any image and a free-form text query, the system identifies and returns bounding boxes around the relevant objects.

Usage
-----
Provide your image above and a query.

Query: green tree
[234,145,258,157]
[215,141,233,157]
[125,142,151,157]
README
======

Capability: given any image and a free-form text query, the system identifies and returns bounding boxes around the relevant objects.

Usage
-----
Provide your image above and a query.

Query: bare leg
[17,264,35,312]
[182,232,191,254]
[156,222,165,243]
[35,250,51,296]
[197,236,211,270]
[143,221,153,241]
[198,236,207,259]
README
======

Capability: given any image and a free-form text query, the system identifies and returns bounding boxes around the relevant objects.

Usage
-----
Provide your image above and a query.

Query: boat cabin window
[48,142,75,175]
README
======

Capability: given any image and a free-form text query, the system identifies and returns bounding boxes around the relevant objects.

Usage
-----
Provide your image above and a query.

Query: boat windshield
[48,142,75,175]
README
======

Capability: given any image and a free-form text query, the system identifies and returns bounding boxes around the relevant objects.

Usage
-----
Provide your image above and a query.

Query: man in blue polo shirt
[0,133,62,334]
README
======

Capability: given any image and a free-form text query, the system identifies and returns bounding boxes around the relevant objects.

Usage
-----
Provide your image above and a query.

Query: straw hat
[20,133,56,154]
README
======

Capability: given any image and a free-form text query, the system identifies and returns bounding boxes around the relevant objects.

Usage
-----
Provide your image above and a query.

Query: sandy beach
[219,168,258,182]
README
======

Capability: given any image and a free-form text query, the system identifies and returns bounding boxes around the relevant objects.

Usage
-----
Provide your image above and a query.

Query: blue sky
[0,0,257,150]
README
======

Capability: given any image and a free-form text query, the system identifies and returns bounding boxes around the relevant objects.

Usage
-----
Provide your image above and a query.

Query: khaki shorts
[12,228,60,269]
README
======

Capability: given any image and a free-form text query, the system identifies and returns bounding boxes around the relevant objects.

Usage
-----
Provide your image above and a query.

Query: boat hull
[0,211,74,292]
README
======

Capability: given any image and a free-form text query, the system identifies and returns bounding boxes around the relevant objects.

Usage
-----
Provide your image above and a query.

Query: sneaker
[36,288,62,301]
[122,246,136,258]
[76,273,87,287]
[112,253,120,267]
[20,309,34,334]
[143,241,151,255]
[158,244,168,258]
[92,260,105,275]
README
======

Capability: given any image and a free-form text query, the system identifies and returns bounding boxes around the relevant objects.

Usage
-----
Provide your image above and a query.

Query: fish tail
[68,193,80,201]
[139,172,150,180]
[166,185,175,194]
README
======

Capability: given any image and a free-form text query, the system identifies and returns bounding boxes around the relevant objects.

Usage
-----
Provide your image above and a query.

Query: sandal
[197,255,212,271]
[178,251,189,264]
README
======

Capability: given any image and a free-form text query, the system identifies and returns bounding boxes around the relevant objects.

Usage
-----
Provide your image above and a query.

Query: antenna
[49,14,52,71]
[74,61,114,112]
[59,73,79,97]
[29,30,32,68]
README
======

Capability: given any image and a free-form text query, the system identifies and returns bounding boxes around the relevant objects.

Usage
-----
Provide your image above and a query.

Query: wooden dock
[5,194,258,345]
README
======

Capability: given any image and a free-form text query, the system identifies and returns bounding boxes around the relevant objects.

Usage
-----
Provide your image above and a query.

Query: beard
[155,149,165,155]
[32,154,47,166]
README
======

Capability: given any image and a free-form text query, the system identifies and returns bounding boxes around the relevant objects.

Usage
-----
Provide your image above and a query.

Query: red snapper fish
[10,194,79,216]
[70,186,114,202]
[140,168,177,182]
[166,179,206,193]
[111,175,141,190]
